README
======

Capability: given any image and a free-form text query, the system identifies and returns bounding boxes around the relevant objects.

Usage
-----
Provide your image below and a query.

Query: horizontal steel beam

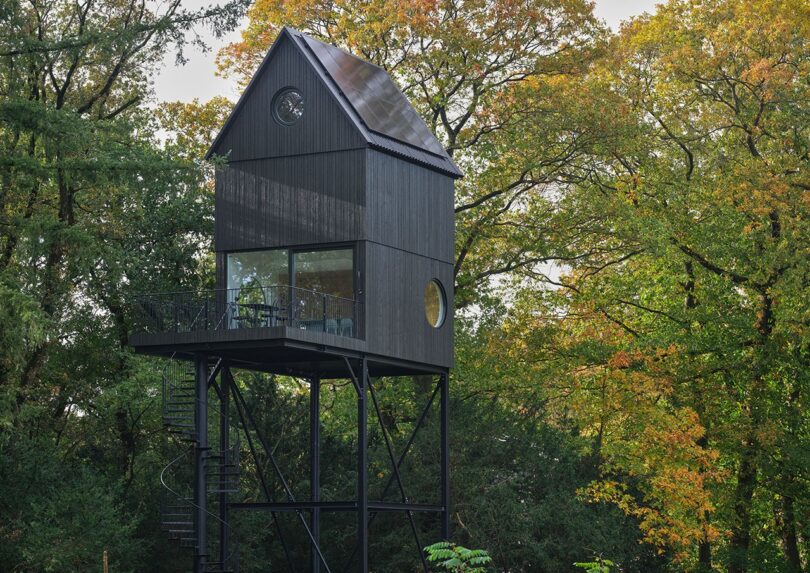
[230,501,358,512]
[369,502,443,513]
[229,501,444,513]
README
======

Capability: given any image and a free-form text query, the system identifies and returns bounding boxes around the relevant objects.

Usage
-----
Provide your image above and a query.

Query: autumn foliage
[2,0,809,571]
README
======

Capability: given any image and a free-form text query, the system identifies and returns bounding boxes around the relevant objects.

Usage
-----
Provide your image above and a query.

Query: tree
[0,0,245,568]
[424,541,492,572]
[490,0,810,570]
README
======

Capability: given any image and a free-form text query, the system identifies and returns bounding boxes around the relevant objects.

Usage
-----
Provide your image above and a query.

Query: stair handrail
[160,447,239,571]
[158,305,240,571]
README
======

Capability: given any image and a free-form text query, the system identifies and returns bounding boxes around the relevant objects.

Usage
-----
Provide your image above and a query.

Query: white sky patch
[152,0,662,104]
[592,0,661,30]
[151,0,245,104]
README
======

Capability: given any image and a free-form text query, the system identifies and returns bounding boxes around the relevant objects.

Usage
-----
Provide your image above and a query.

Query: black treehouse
[130,28,461,573]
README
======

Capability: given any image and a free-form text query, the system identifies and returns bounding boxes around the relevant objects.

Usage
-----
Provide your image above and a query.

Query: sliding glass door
[226,247,354,296]
[226,249,289,291]
[293,249,353,299]
[291,248,355,334]
[225,246,356,334]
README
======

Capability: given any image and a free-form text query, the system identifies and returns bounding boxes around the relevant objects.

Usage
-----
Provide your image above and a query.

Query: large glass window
[294,249,354,299]
[225,247,356,334]
[227,249,289,291]
[226,247,354,298]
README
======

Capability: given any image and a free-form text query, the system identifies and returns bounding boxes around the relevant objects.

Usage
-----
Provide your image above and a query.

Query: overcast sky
[152,0,661,104]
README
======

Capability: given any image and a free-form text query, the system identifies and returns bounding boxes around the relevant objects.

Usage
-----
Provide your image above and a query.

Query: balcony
[131,285,363,355]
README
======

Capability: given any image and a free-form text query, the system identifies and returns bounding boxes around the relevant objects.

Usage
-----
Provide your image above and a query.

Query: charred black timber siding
[365,149,454,263]
[363,242,453,368]
[216,149,453,261]
[215,150,366,252]
[213,37,365,162]
[362,149,454,367]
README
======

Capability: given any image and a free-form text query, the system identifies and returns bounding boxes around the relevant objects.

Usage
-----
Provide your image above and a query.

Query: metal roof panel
[299,33,450,158]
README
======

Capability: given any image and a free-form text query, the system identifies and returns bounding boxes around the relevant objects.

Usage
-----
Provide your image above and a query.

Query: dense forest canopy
[1,0,808,571]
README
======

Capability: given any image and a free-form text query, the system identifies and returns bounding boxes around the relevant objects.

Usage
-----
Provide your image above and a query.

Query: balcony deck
[130,286,439,377]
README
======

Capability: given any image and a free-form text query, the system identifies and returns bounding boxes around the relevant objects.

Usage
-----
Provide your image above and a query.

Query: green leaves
[574,556,617,573]
[425,541,493,573]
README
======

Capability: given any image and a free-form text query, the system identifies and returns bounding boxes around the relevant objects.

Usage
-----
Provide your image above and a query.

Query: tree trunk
[728,288,774,573]
[779,493,802,572]
[728,434,757,573]
[698,539,712,572]
[696,434,712,572]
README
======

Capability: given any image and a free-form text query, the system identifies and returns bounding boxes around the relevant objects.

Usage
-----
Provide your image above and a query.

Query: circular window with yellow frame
[424,279,447,328]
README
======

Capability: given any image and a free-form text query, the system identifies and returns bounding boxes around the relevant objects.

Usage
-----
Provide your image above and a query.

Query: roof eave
[367,142,463,179]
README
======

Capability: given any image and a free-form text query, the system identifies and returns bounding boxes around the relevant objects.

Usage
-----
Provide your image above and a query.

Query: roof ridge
[207,26,462,178]
[285,27,391,74]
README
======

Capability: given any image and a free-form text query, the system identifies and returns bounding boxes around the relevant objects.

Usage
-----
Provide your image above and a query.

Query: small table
[235,303,284,327]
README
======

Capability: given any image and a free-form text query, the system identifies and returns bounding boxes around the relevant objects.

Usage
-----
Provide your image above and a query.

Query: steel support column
[440,371,450,540]
[219,364,230,567]
[311,375,321,573]
[357,359,369,573]
[194,354,209,572]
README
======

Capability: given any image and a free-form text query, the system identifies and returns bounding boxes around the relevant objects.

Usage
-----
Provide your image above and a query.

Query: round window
[424,279,446,328]
[272,88,304,125]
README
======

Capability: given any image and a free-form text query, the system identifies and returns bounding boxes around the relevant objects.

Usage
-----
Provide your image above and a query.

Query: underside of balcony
[130,328,441,377]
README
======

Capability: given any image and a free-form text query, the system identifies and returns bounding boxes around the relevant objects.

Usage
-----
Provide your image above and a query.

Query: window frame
[424,278,447,329]
[225,243,357,300]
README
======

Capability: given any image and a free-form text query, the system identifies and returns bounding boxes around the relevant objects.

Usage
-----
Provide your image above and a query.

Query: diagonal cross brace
[230,377,334,573]
[340,377,441,573]
[207,359,223,388]
[367,377,429,573]
[221,375,296,573]
[342,356,363,397]
[376,381,440,509]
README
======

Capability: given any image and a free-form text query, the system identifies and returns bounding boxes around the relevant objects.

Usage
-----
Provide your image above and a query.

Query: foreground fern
[424,542,492,572]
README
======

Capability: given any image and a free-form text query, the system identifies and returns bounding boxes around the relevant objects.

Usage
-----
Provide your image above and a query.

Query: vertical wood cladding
[214,39,365,161]
[363,241,454,368]
[213,149,456,368]
[215,150,366,253]
[365,150,455,263]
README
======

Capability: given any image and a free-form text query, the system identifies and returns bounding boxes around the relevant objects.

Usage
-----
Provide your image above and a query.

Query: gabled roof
[207,28,462,179]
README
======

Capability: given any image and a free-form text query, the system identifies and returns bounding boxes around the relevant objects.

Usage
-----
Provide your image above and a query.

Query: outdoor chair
[339,318,353,337]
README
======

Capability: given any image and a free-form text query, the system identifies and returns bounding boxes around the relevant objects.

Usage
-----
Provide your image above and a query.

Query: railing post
[289,286,295,328]
[322,294,327,332]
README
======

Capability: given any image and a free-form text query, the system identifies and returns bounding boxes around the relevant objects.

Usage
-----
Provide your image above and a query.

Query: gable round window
[273,88,304,125]
[424,279,446,328]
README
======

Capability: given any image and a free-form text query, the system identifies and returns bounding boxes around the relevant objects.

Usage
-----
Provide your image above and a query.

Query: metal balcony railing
[133,285,362,339]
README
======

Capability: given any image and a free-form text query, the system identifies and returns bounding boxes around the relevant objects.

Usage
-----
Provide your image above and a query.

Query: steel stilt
[194,354,208,572]
[311,375,321,573]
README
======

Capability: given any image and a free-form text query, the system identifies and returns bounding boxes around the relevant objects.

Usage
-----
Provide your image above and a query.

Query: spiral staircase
[159,357,240,573]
